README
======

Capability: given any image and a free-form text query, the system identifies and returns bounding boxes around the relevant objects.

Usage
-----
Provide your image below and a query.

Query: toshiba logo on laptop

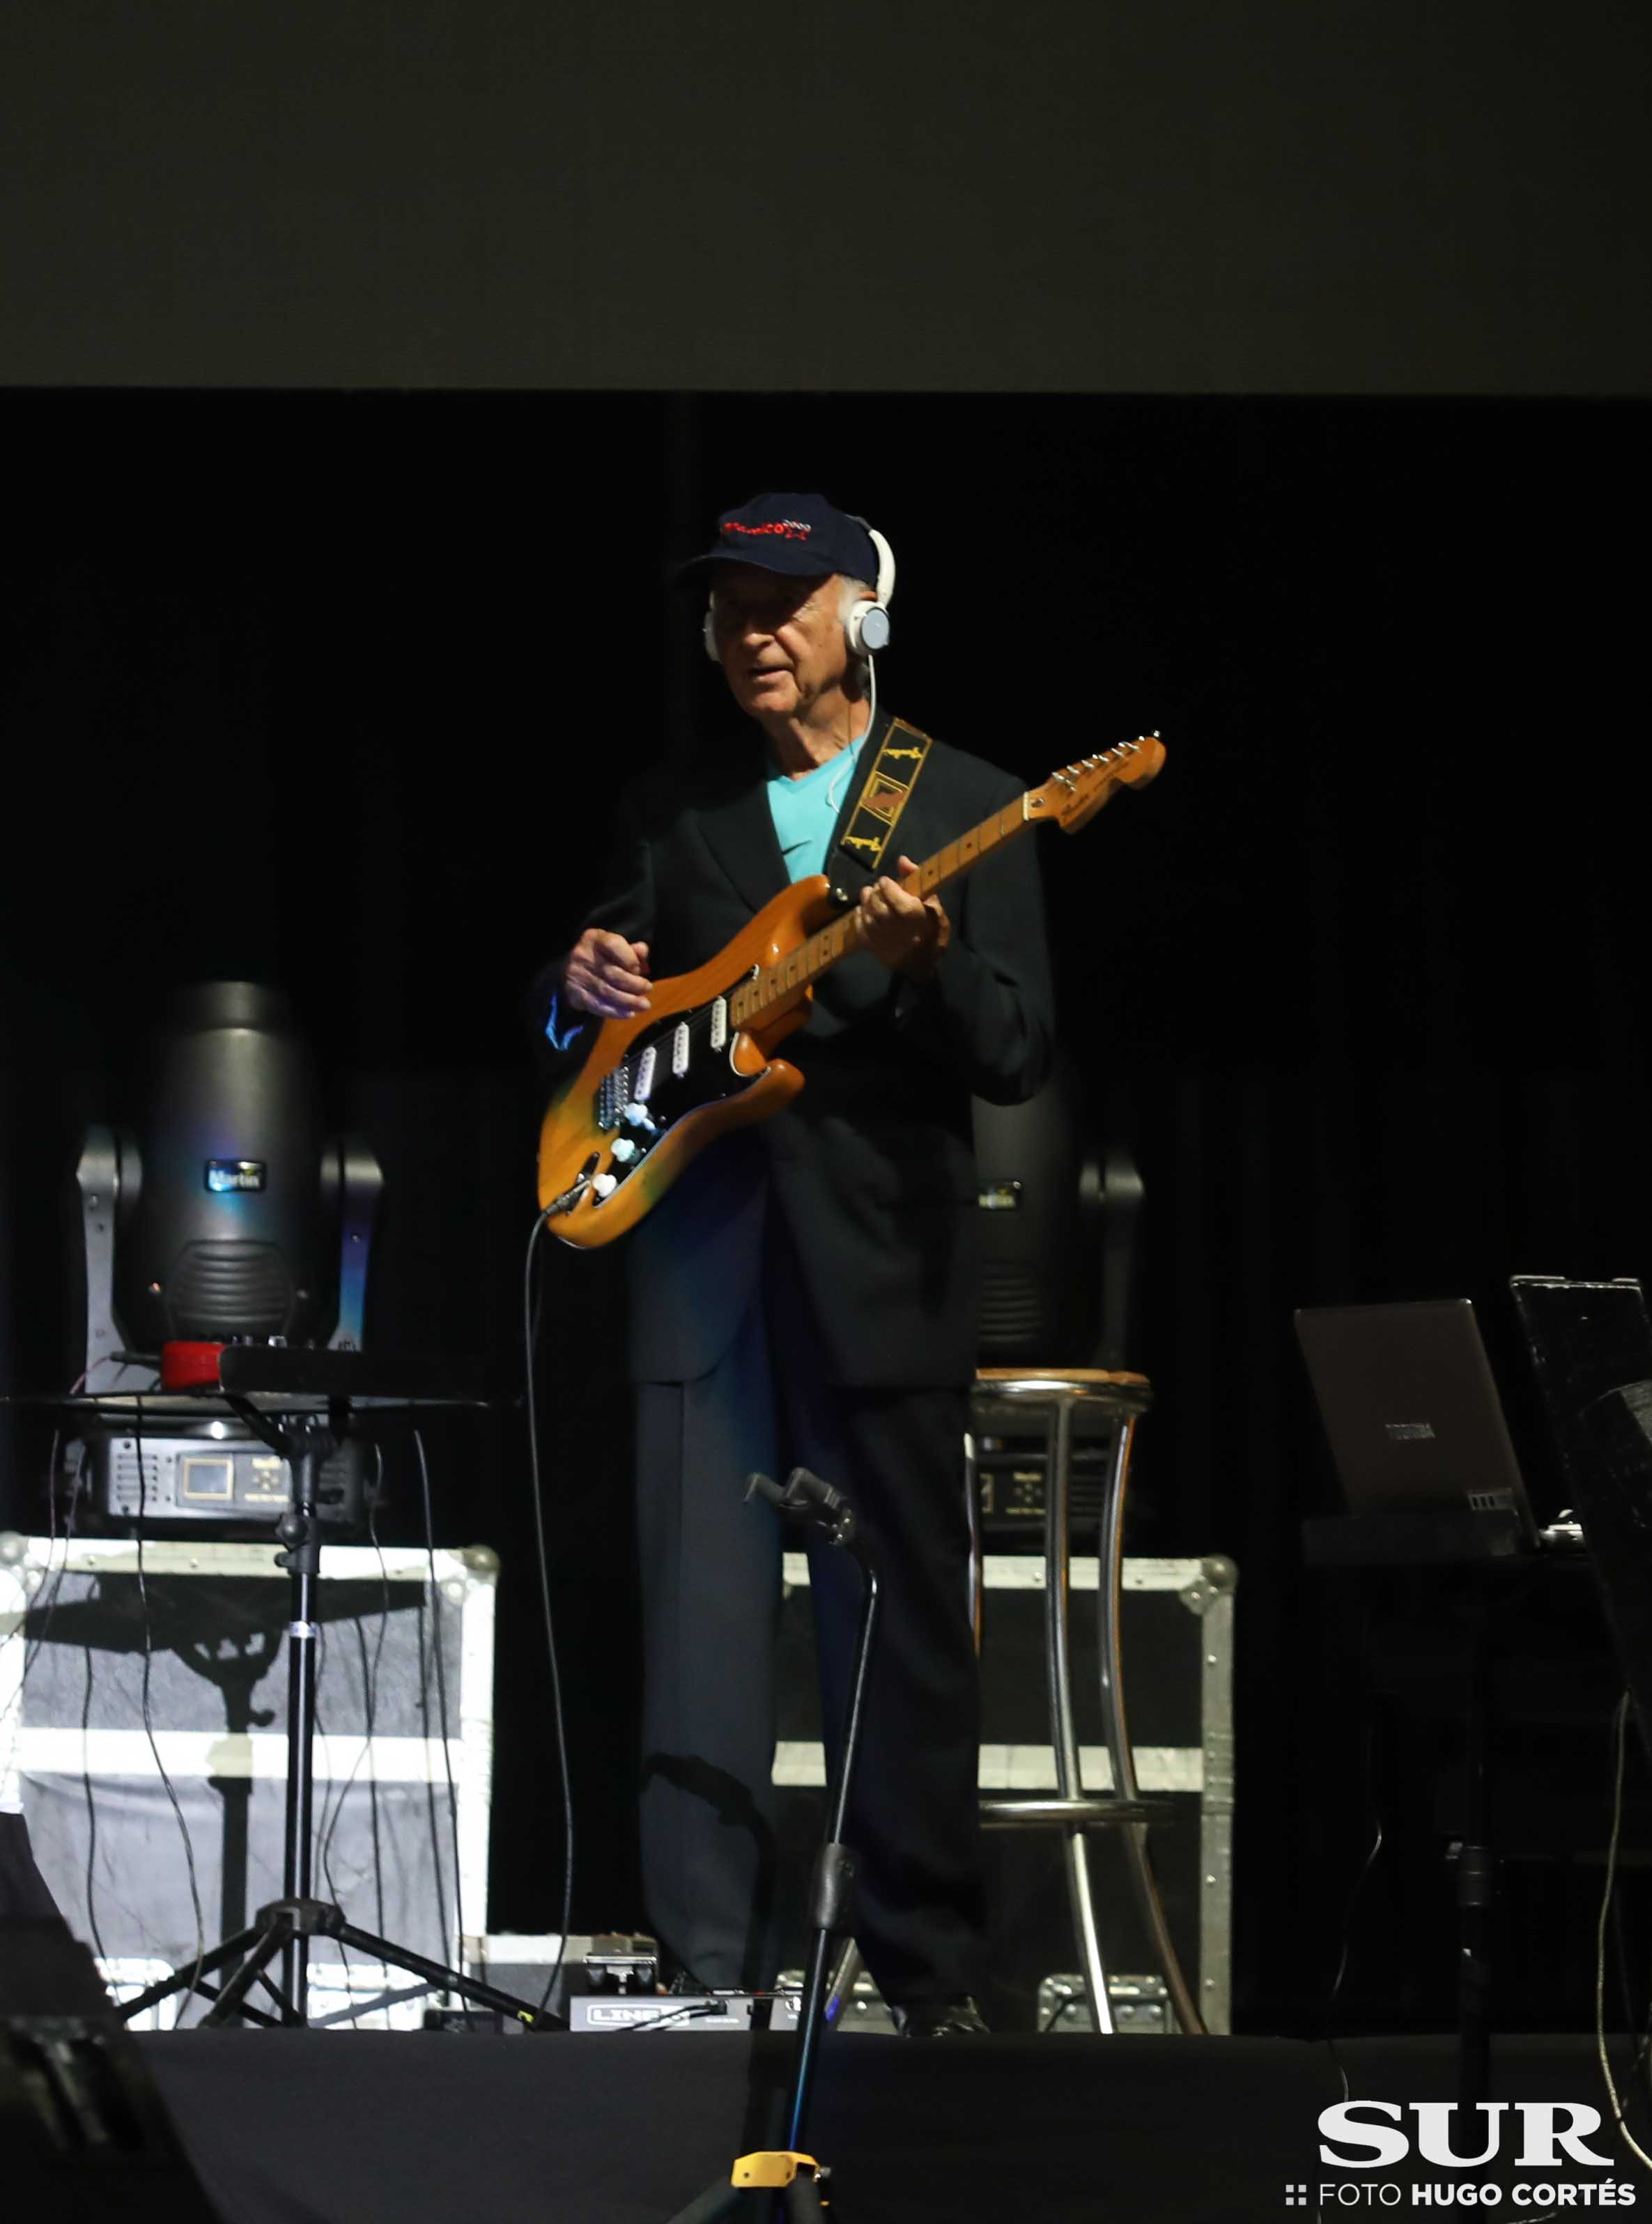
[1384,1422,1436,1441]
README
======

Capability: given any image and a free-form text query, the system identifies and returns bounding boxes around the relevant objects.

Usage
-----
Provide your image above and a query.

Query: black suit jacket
[532,710,1056,1386]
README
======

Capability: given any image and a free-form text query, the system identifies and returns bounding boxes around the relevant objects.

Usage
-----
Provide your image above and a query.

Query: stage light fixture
[67,982,382,1533]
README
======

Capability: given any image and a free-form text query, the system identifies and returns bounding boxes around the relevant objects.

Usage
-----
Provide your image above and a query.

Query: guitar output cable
[415,1426,466,1964]
[524,1205,576,2020]
[316,1445,391,1945]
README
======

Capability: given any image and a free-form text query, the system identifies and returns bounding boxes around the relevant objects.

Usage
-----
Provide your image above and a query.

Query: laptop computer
[1295,1298,1541,1552]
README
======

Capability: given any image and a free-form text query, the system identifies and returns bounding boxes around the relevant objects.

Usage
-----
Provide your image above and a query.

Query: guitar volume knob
[592,1173,618,1199]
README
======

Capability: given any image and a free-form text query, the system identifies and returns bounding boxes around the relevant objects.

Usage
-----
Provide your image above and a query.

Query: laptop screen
[1295,1298,1536,1537]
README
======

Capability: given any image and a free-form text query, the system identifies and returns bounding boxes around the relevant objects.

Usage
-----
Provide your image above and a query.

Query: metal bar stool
[970,1366,1203,2035]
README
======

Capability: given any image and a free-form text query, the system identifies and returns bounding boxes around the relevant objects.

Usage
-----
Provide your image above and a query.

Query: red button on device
[160,1341,226,1391]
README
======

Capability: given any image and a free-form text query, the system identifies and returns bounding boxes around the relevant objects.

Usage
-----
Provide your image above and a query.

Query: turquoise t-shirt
[766,728,869,883]
[545,723,872,1049]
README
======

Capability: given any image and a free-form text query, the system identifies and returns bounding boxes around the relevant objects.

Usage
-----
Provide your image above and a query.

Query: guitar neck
[727,791,1036,1032]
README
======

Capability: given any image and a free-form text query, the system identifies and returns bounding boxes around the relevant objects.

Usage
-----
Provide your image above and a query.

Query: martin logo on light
[205,1158,266,1193]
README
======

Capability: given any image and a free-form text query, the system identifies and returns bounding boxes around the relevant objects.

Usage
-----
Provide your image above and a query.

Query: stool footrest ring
[979,1795,1162,1830]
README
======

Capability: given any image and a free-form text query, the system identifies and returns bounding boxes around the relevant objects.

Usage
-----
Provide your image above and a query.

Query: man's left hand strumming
[859,852,952,979]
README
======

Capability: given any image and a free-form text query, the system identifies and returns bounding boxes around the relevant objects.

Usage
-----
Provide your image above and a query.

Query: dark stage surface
[137,2029,1652,2223]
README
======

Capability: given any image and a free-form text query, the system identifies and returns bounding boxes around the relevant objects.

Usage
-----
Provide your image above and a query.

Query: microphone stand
[114,1392,548,2032]
[667,1467,881,2223]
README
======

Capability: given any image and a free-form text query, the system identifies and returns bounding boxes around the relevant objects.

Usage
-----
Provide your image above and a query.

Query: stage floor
[139,2029,1652,2223]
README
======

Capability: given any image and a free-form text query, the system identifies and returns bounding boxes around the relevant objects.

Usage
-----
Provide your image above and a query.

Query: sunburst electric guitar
[537,733,1165,1245]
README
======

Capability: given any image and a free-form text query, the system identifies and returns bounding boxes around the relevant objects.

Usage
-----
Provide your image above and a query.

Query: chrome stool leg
[975,1368,1166,2037]
[1045,1392,1114,2032]
[1095,1411,1204,2034]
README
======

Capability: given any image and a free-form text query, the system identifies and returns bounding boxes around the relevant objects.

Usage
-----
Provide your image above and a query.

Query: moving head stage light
[68,982,381,1534]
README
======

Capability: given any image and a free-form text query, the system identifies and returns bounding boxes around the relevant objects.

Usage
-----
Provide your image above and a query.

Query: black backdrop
[1,388,1647,2030]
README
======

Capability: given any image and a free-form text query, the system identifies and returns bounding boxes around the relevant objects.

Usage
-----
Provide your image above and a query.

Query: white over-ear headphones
[844,526,895,659]
[702,523,897,664]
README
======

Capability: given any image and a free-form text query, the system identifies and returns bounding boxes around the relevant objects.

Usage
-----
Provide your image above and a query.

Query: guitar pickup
[635,1045,656,1101]
[672,1022,690,1078]
[710,997,727,1051]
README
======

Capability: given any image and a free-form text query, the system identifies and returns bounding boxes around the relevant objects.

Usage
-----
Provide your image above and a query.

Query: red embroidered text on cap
[724,520,812,541]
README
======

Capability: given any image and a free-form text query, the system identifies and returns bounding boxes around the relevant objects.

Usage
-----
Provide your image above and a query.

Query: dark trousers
[633,1225,984,2004]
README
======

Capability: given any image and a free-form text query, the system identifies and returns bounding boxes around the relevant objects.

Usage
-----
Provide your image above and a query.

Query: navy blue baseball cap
[680,491,878,583]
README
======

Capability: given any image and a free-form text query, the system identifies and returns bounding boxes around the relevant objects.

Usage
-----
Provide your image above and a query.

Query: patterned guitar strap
[829,711,935,887]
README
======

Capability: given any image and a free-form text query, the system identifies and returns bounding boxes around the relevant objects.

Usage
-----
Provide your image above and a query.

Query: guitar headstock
[1026,733,1165,834]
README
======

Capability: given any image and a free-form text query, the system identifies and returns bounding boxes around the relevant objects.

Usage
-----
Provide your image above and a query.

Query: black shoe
[663,1966,716,1995]
[893,1996,989,2037]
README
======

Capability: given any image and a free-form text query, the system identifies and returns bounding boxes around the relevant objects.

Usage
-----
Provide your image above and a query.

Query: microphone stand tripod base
[117,1894,547,2032]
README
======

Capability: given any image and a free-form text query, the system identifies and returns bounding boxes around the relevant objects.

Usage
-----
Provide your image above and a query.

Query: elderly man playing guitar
[540,491,1056,2036]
